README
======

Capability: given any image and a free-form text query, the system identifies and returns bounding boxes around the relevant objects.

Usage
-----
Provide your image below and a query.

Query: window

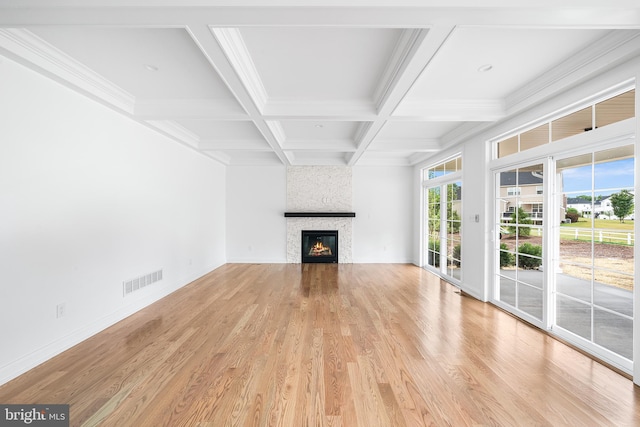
[507,187,521,196]
[556,145,634,361]
[496,89,635,158]
[491,83,636,375]
[423,156,462,180]
[423,155,463,283]
[495,165,545,322]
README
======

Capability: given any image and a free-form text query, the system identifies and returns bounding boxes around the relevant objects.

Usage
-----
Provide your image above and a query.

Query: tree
[507,207,532,236]
[609,190,634,223]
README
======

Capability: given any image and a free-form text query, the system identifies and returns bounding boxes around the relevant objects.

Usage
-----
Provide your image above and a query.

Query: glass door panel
[446,182,462,280]
[495,164,545,322]
[424,180,462,283]
[426,186,441,269]
[556,145,634,361]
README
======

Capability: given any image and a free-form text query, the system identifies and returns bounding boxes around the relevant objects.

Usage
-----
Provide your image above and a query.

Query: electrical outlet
[56,303,66,318]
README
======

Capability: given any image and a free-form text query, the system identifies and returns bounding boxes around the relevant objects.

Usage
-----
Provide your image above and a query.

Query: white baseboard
[0,263,224,387]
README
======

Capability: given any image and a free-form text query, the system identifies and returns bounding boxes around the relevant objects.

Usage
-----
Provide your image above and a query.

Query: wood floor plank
[1,263,639,426]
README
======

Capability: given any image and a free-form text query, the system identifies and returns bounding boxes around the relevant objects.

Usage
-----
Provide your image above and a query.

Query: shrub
[428,239,440,267]
[499,243,515,267]
[565,211,579,223]
[452,244,461,267]
[517,243,542,269]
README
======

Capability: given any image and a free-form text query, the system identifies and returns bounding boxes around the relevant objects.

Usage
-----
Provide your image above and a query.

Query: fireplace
[301,230,338,263]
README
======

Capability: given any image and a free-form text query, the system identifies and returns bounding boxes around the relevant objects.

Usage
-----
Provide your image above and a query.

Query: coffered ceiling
[1,1,640,166]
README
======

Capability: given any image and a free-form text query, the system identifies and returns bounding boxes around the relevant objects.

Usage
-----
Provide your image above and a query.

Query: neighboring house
[566,192,635,220]
[499,171,544,224]
[566,197,601,218]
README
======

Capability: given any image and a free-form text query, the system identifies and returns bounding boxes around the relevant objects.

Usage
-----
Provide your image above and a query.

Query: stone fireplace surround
[286,166,353,263]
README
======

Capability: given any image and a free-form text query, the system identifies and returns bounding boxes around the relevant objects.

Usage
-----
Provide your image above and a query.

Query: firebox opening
[301,230,338,263]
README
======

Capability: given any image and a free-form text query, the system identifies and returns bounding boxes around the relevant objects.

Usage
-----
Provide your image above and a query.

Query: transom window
[496,89,635,158]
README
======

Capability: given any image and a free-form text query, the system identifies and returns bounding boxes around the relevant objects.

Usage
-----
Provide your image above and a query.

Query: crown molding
[146,120,200,148]
[201,150,232,165]
[356,153,412,166]
[210,27,268,112]
[505,30,640,114]
[408,151,438,165]
[198,139,272,150]
[0,28,135,113]
[369,138,440,151]
[134,98,248,119]
[393,98,505,121]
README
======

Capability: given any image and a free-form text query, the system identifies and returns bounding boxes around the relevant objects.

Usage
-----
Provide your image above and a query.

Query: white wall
[0,57,226,385]
[353,166,413,263]
[226,165,413,264]
[226,165,287,263]
[461,141,490,301]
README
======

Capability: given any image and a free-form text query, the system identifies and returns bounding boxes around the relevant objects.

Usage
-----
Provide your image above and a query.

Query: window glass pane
[595,162,634,193]
[552,106,593,141]
[427,186,440,268]
[520,123,549,152]
[499,276,516,307]
[557,264,592,304]
[594,309,632,360]
[558,154,593,195]
[555,144,634,363]
[429,167,445,179]
[519,284,543,320]
[443,158,458,174]
[595,90,635,129]
[498,136,518,158]
[556,295,592,340]
[593,270,633,316]
[497,165,544,315]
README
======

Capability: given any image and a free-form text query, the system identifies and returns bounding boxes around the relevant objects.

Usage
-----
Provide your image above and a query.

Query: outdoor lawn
[500,218,634,291]
[560,218,634,246]
[561,218,634,230]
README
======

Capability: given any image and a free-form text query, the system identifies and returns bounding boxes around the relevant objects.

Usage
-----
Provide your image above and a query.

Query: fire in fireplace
[301,230,338,263]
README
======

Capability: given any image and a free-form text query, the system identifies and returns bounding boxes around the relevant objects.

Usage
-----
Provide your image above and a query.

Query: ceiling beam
[348,25,455,166]
[187,23,290,165]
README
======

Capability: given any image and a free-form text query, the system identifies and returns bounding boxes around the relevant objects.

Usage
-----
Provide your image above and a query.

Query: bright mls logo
[0,405,69,426]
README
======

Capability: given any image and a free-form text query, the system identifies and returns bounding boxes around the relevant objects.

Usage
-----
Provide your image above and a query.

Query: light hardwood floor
[1,264,639,426]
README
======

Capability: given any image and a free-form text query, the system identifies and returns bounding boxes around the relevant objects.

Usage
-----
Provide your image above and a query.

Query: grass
[561,218,634,230]
[559,219,634,245]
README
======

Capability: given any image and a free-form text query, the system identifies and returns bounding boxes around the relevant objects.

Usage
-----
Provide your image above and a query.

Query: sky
[562,157,635,196]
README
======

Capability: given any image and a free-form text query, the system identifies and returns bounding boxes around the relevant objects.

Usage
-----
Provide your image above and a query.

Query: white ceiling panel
[405,27,609,101]
[1,3,638,167]
[377,121,461,139]
[30,27,237,100]
[240,27,404,101]
[279,121,364,141]
[175,120,264,140]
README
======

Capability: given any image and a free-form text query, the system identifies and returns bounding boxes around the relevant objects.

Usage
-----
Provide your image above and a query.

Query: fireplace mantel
[284,212,355,218]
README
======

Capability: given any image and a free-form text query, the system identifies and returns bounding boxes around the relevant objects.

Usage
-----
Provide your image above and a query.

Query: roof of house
[500,172,544,186]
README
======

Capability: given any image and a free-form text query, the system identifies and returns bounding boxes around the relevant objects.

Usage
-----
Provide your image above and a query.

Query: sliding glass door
[495,164,545,323]
[425,180,462,283]
[493,144,634,369]
[555,145,634,362]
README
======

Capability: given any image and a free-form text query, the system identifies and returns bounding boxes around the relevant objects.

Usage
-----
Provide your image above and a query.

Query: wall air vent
[123,269,163,296]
